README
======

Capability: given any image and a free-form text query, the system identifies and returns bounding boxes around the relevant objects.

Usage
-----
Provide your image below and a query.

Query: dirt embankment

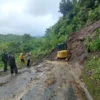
[45,48,57,60]
[68,20,100,63]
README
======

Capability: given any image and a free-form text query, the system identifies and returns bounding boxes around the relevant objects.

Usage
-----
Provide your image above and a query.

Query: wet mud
[0,61,90,100]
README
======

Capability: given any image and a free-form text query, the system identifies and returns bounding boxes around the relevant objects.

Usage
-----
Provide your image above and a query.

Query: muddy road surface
[0,60,90,100]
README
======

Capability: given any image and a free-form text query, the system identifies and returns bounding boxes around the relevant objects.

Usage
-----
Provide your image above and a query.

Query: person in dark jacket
[8,51,18,75]
[1,49,8,72]
[26,52,31,67]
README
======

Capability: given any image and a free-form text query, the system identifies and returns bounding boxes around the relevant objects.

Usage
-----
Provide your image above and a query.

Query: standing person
[26,52,31,67]
[1,49,8,72]
[20,53,25,63]
[8,51,18,75]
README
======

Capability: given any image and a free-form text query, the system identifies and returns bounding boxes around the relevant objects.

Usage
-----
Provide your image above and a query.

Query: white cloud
[0,0,61,36]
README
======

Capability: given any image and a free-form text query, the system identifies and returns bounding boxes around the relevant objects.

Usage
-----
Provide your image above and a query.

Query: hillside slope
[45,20,100,62]
[68,20,100,63]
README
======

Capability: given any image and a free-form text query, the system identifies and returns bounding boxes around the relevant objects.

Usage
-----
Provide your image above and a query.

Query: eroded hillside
[68,20,100,63]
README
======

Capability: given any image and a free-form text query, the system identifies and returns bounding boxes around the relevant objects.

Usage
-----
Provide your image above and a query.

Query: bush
[89,29,100,51]
[87,6,100,23]
[85,55,100,82]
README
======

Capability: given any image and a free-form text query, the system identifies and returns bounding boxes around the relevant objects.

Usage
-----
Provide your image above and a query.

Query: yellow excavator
[57,42,69,59]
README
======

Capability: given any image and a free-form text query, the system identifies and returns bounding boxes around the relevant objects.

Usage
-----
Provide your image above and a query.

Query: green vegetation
[0,0,100,98]
[44,0,100,99]
[84,29,100,53]
[0,0,100,67]
[83,70,100,100]
[85,56,100,82]
[89,29,100,52]
[83,55,100,100]
[83,28,100,100]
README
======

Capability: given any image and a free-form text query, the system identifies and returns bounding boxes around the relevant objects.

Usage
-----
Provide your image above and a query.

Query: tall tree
[79,0,97,8]
[59,0,73,16]
[22,34,32,43]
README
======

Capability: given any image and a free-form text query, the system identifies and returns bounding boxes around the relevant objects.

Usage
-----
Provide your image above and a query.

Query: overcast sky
[0,0,62,36]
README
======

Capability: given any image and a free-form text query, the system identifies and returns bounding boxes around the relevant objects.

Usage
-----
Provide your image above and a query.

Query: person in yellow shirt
[20,53,25,63]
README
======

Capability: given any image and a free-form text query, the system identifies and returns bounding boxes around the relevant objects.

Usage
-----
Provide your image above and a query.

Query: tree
[22,33,32,43]
[59,0,73,16]
[7,42,21,53]
[79,0,96,8]
[45,27,52,36]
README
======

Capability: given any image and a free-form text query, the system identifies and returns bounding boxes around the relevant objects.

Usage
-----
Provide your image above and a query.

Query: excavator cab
[57,43,69,59]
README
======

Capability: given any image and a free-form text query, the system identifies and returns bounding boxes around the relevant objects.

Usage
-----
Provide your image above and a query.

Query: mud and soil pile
[68,20,100,63]
[45,48,57,60]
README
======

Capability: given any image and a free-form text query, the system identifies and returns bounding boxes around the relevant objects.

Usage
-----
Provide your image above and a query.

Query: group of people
[1,49,31,75]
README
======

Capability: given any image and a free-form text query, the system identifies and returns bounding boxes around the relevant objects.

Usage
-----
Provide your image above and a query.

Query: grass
[82,70,100,100]
[82,28,100,100]
[0,62,5,70]
[82,55,100,100]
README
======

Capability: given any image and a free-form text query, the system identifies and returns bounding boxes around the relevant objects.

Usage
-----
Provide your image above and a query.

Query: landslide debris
[68,20,100,63]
